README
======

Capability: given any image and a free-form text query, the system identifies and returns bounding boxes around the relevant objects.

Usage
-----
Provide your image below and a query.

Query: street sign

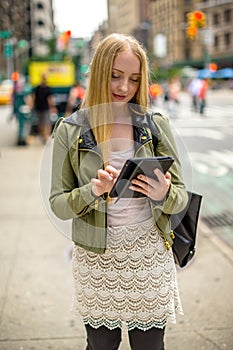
[0,31,12,39]
[4,42,13,57]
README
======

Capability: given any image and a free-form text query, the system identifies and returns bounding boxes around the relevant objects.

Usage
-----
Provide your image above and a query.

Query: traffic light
[186,26,197,40]
[186,11,206,40]
[186,12,197,40]
[63,30,71,44]
[193,11,206,28]
[187,12,197,28]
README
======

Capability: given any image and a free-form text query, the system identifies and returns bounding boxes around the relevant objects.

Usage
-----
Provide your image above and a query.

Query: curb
[199,220,233,264]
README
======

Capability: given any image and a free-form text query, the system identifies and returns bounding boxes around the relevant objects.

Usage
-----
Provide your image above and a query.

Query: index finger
[105,165,120,178]
[97,169,113,181]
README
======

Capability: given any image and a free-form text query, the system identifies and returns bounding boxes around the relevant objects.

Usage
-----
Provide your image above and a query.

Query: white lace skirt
[72,217,183,331]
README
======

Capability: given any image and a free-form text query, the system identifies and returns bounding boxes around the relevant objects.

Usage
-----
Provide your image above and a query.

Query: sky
[53,0,108,39]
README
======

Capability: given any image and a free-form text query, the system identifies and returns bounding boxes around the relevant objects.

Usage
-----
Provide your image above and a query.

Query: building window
[213,13,220,26]
[37,19,44,26]
[224,32,231,48]
[38,36,45,43]
[214,35,219,49]
[224,9,232,23]
[37,2,44,9]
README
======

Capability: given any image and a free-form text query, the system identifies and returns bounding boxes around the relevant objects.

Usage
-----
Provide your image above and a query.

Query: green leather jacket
[49,109,188,254]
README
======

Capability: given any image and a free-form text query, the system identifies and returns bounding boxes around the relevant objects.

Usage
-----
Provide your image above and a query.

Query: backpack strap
[146,112,161,153]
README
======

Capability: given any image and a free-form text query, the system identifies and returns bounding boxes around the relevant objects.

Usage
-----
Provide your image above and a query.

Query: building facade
[31,0,55,56]
[107,0,141,35]
[198,0,233,67]
[107,0,151,49]
[146,0,233,68]
[0,0,55,78]
[100,0,233,69]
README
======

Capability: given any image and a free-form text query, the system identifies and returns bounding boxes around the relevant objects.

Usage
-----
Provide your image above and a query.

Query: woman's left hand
[130,169,171,202]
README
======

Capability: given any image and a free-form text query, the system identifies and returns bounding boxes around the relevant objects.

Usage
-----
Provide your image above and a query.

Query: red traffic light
[193,11,206,27]
[194,11,204,20]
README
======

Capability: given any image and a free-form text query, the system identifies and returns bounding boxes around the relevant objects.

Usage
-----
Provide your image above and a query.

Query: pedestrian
[65,80,85,115]
[49,33,188,350]
[187,77,202,112]
[32,73,57,143]
[198,78,208,115]
[167,77,181,119]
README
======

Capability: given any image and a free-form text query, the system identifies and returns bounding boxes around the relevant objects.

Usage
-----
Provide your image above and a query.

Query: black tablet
[109,156,174,200]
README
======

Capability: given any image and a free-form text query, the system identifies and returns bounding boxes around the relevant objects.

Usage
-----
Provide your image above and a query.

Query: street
[154,89,233,248]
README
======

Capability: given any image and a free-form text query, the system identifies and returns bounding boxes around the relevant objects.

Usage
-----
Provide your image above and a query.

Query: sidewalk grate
[202,211,233,228]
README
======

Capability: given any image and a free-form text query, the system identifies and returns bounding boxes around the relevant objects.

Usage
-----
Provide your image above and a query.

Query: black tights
[85,324,165,350]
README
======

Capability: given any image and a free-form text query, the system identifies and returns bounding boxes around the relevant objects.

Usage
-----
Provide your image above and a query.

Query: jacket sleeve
[49,120,101,220]
[152,113,188,214]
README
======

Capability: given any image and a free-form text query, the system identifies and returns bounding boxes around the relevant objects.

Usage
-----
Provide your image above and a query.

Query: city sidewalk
[0,140,233,350]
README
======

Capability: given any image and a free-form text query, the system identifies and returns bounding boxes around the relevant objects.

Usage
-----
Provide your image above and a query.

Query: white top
[107,145,152,226]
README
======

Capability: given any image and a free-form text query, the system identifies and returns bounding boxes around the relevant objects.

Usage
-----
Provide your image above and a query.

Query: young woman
[50,33,188,350]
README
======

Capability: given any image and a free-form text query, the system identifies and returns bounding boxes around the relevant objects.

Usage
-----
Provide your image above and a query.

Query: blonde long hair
[82,33,149,159]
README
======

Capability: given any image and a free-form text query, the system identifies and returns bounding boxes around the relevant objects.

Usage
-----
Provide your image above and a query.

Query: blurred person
[148,83,163,106]
[50,33,188,350]
[65,80,85,114]
[162,81,169,104]
[187,77,202,112]
[167,77,181,119]
[198,78,209,116]
[9,75,23,120]
[32,74,57,143]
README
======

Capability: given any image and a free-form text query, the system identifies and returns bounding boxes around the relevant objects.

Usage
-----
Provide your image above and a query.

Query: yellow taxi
[0,79,13,105]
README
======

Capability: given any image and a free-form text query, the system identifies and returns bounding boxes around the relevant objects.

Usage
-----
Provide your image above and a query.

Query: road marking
[177,128,224,140]
[190,150,233,176]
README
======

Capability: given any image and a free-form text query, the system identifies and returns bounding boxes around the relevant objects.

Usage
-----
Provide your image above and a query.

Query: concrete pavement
[0,137,233,350]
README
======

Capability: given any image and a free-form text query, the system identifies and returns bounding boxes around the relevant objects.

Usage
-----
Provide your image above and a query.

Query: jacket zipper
[78,144,103,211]
[156,219,174,250]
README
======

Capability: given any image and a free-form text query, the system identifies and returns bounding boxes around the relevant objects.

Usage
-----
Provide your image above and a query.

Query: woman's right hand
[91,165,120,197]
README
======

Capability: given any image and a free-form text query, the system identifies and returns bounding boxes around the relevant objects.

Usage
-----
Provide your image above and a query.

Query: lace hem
[82,317,169,331]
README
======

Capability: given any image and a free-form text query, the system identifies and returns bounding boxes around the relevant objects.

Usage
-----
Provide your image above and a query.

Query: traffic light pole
[202,29,214,69]
[203,45,210,69]
[5,38,16,78]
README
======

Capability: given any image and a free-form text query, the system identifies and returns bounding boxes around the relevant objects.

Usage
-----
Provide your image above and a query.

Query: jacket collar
[63,108,152,149]
[63,109,87,126]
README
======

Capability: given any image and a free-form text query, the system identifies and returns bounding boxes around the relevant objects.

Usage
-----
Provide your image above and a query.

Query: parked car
[0,79,13,105]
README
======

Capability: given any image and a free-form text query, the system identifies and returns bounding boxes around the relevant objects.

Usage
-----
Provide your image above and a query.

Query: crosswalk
[152,101,233,124]
[150,95,233,179]
[151,98,233,143]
